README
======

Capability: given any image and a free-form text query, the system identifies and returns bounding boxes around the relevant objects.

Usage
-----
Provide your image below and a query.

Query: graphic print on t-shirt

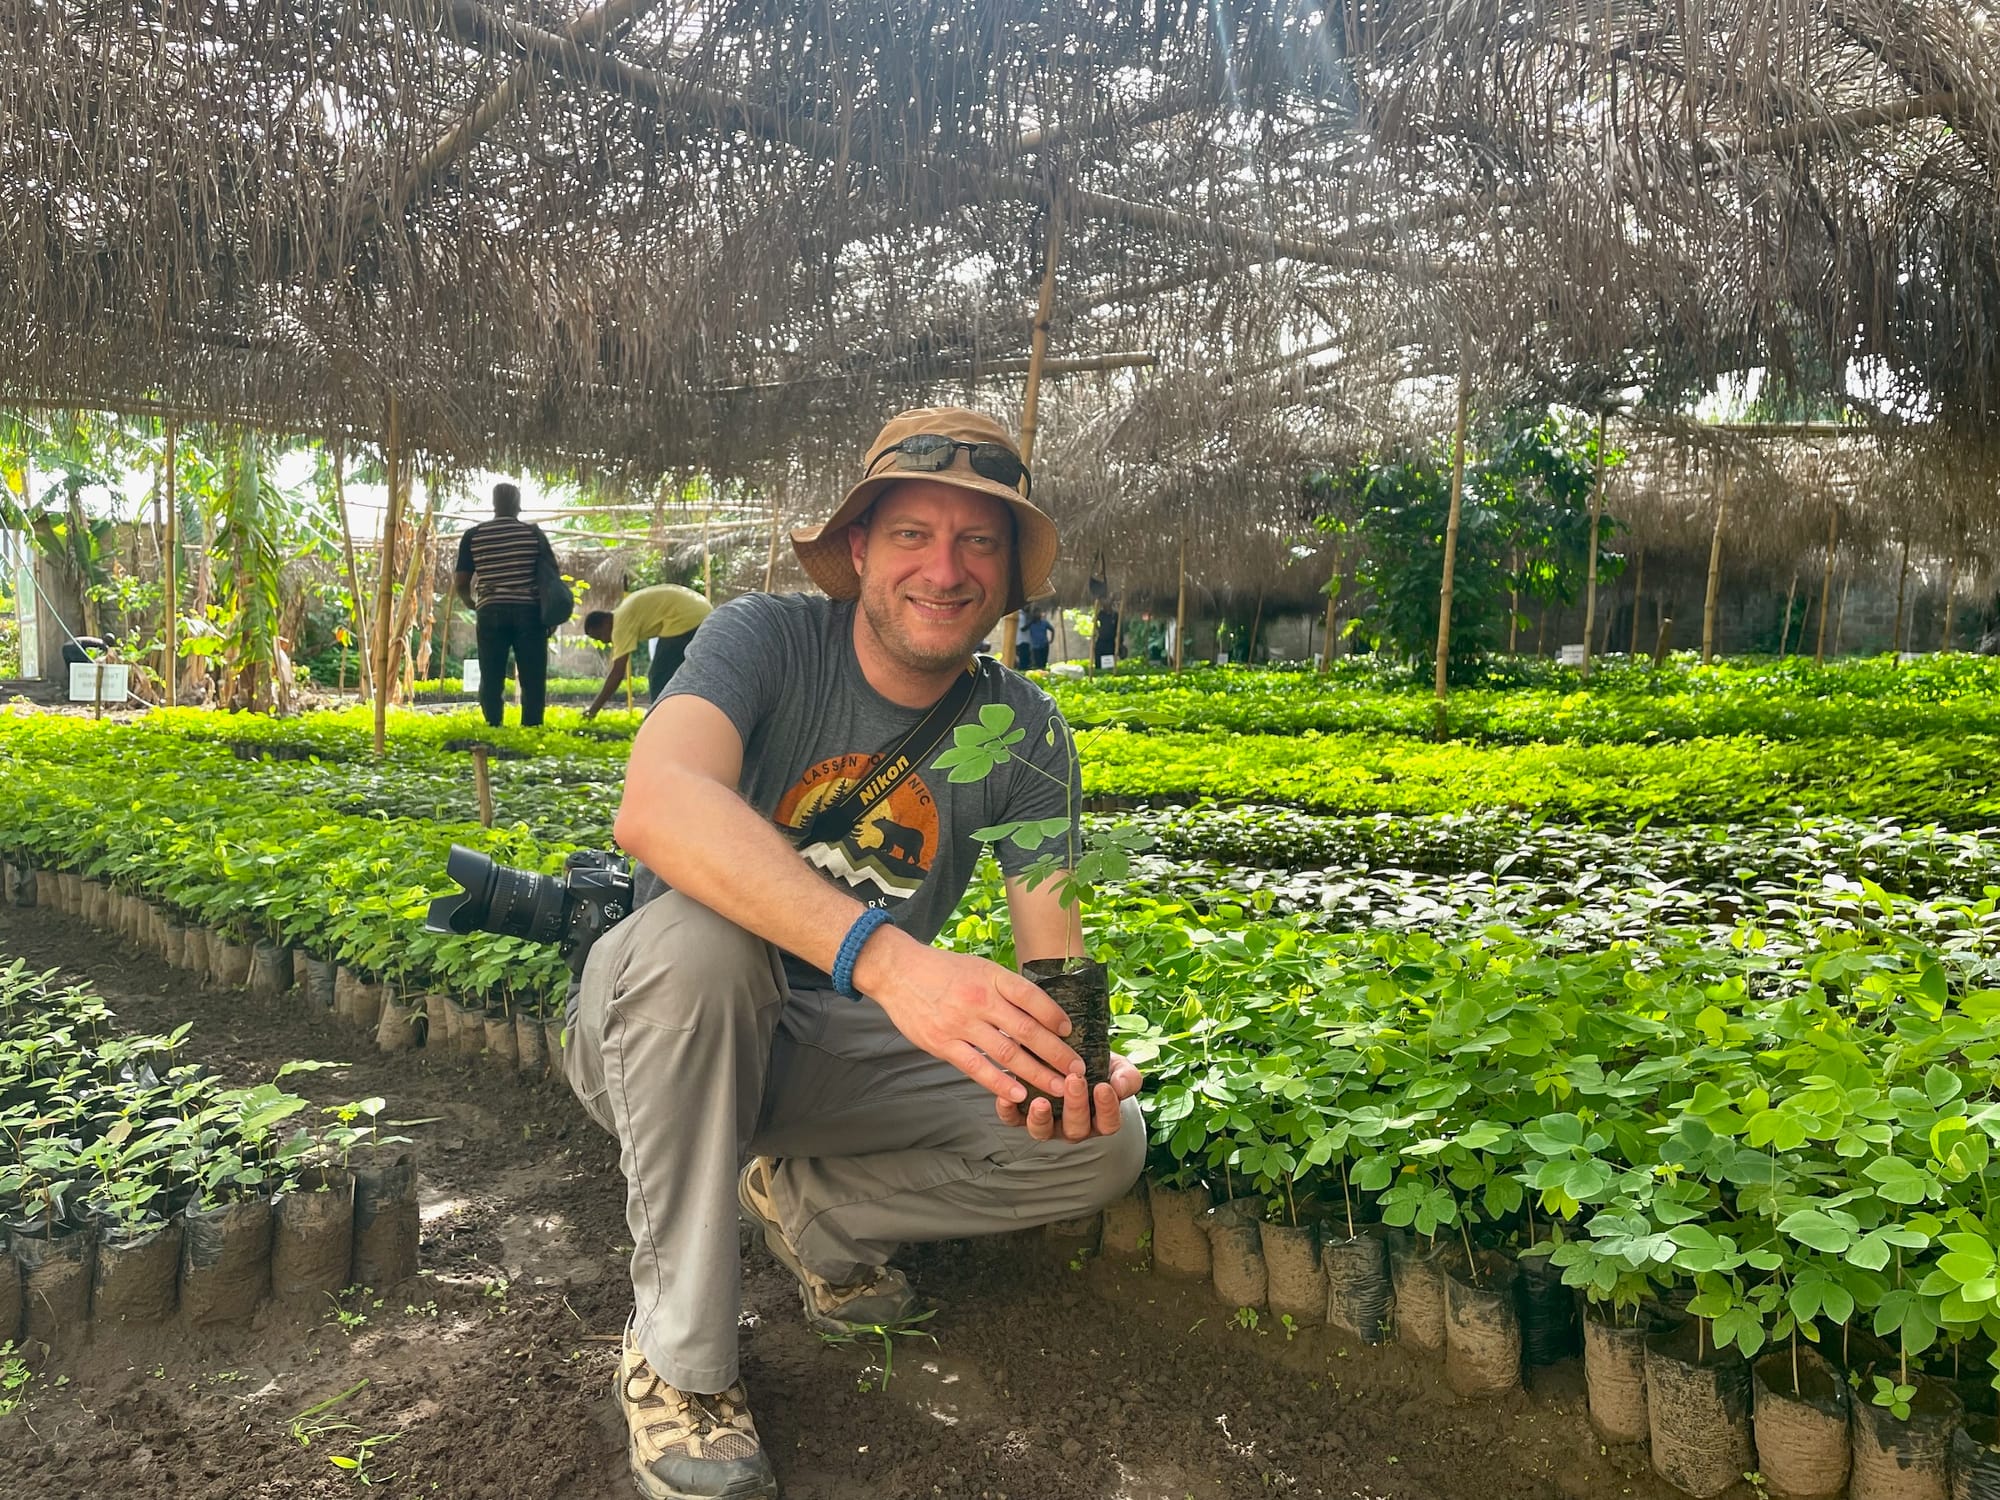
[774,753,941,899]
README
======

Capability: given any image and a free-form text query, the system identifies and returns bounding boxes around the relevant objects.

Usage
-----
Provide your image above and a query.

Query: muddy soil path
[0,901,1686,1500]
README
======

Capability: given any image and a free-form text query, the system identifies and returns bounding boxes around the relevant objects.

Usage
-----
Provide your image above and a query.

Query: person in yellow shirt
[581,583,714,718]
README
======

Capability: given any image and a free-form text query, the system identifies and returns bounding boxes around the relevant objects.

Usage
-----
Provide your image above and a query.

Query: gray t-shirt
[650,592,1079,988]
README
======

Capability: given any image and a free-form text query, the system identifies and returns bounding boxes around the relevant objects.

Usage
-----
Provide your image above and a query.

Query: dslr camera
[424,844,635,977]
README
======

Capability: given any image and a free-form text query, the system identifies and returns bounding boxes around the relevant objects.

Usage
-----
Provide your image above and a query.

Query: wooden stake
[1814,503,1839,665]
[1173,535,1188,671]
[1892,534,1912,656]
[1508,547,1520,655]
[1834,573,1851,655]
[1777,574,1798,657]
[1319,546,1343,674]
[1702,466,1728,666]
[1653,612,1674,668]
[1246,586,1265,666]
[1434,370,1470,737]
[471,746,494,827]
[1006,191,1065,670]
[163,424,178,708]
[373,397,405,757]
[1628,547,1645,657]
[1580,413,1607,681]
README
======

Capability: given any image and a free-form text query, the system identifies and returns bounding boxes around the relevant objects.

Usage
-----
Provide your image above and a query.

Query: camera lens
[425,845,568,943]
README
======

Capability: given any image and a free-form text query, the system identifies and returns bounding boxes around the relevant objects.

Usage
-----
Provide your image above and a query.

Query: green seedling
[814,1308,938,1392]
[0,1343,32,1416]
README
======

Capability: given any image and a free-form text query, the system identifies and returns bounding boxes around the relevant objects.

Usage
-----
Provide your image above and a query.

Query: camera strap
[791,657,989,850]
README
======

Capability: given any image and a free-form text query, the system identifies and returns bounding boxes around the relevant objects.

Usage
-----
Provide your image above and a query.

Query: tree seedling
[815,1308,938,1392]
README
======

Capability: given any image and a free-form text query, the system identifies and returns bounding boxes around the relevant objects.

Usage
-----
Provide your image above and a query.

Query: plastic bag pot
[1444,1251,1523,1398]
[1850,1374,1961,1500]
[1205,1201,1267,1310]
[1101,1181,1151,1258]
[1644,1320,1754,1498]
[1147,1182,1212,1279]
[424,994,457,1051]
[351,1150,421,1289]
[292,948,311,993]
[0,1245,19,1342]
[1518,1250,1581,1366]
[180,926,208,975]
[1323,1228,1392,1344]
[9,1220,94,1352]
[180,1196,274,1325]
[210,936,253,988]
[333,965,363,1021]
[1020,958,1110,1109]
[514,1012,546,1074]
[375,994,418,1053]
[483,1014,519,1070]
[7,863,35,907]
[55,871,79,911]
[160,923,187,969]
[92,1221,182,1327]
[272,1169,355,1302]
[541,1016,565,1068]
[351,980,386,1033]
[1255,1221,1322,1327]
[1583,1307,1650,1444]
[1389,1235,1448,1352]
[249,942,292,997]
[306,955,337,1010]
[1752,1347,1850,1500]
[453,999,487,1058]
[1950,1423,2000,1500]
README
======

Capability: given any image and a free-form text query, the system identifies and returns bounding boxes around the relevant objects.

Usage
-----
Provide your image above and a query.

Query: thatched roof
[6,0,2000,580]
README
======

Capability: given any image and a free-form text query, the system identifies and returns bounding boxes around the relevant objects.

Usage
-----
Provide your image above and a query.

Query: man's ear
[846,517,871,576]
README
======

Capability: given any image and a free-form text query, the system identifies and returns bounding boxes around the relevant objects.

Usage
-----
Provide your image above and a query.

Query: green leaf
[1864,1157,1931,1205]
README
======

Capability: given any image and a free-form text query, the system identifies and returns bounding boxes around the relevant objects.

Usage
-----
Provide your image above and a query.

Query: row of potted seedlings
[0,954,419,1359]
[5,859,564,1078]
[1080,1178,2000,1500]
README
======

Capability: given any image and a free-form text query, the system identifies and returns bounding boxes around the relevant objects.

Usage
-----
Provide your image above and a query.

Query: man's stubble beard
[856,574,1003,676]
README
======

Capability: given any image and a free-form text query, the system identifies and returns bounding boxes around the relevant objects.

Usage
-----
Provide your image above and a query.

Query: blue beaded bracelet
[832,907,894,1000]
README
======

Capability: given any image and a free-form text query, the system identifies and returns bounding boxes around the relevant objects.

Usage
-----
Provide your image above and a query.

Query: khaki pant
[564,889,1145,1393]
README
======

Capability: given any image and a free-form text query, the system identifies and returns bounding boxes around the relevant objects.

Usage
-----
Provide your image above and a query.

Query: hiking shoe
[738,1155,925,1335]
[617,1322,777,1500]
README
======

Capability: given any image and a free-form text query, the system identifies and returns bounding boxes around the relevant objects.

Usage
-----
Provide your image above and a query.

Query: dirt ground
[0,900,1695,1500]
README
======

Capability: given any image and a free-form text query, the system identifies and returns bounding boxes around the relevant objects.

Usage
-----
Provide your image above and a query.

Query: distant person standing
[1025,608,1054,670]
[581,583,714,719]
[454,481,557,729]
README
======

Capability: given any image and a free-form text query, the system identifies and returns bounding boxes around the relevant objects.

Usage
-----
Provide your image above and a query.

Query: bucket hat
[790,407,1057,614]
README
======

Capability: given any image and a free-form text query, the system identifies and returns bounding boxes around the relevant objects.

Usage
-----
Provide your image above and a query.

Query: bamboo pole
[1434,369,1470,736]
[331,444,372,702]
[1580,413,1607,681]
[1777,574,1798,657]
[1319,545,1344,674]
[1246,586,1265,666]
[1628,547,1645,657]
[1172,535,1188,671]
[372,398,405,757]
[1891,534,1912,656]
[1941,554,1960,652]
[1702,466,1728,665]
[1814,503,1839,664]
[1004,192,1064,671]
[386,475,444,688]
[471,747,495,827]
[163,425,178,708]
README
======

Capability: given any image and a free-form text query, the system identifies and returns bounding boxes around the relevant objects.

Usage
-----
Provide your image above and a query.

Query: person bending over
[581,583,714,719]
[563,407,1143,1500]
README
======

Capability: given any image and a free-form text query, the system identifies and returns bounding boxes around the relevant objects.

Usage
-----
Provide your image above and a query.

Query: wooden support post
[372,398,405,757]
[1246,586,1265,666]
[93,660,105,719]
[1777,574,1798,657]
[471,746,495,828]
[1172,536,1187,671]
[1653,613,1674,668]
[163,424,178,708]
[1508,547,1521,655]
[1814,503,1839,665]
[1628,547,1645,656]
[1941,553,1961,651]
[1319,546,1343,674]
[1891,534,1912,656]
[1006,191,1064,672]
[1580,413,1607,681]
[332,444,372,702]
[1834,573,1851,655]
[1702,466,1728,666]
[1434,370,1470,737]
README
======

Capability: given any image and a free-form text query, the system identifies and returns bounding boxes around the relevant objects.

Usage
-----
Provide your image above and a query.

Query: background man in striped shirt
[453,481,557,728]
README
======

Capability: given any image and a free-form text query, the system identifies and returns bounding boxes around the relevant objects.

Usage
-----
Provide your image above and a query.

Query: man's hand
[581,705,600,720]
[857,931,1082,1105]
[998,1053,1143,1143]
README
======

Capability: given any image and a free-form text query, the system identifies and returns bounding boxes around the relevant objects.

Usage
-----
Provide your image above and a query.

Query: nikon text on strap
[791,659,987,849]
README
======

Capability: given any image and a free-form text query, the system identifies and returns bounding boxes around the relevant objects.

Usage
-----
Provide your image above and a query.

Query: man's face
[848,480,1014,675]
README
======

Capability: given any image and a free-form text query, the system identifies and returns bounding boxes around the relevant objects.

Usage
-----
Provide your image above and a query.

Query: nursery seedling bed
[0,901,1679,1500]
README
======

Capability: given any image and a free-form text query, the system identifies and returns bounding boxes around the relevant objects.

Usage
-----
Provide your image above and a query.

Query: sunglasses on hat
[865,433,1033,499]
